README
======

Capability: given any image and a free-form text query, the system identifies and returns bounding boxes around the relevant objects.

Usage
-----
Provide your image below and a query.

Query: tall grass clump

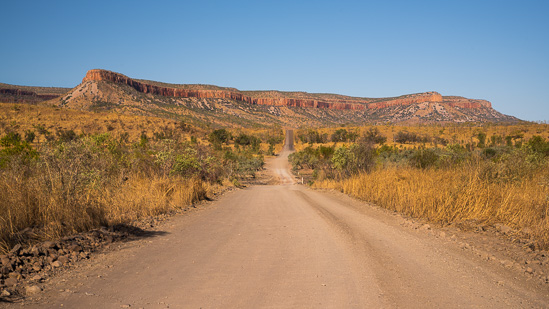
[316,157,549,246]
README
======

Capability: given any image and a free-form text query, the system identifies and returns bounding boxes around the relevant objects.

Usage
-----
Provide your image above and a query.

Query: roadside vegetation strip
[290,126,549,249]
[0,127,276,254]
[315,165,549,246]
[292,123,549,151]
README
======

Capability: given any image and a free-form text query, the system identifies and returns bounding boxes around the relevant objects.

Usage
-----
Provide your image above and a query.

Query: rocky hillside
[13,69,518,127]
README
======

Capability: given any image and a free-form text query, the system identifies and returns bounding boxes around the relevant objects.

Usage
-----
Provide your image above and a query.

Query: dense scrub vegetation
[290,125,549,248]
[0,123,279,253]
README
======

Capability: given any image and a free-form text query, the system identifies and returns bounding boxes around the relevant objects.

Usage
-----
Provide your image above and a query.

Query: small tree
[331,129,348,142]
[209,129,230,145]
[349,141,376,173]
[527,136,549,156]
[410,148,439,169]
[362,128,387,144]
[332,145,352,172]
[476,132,487,148]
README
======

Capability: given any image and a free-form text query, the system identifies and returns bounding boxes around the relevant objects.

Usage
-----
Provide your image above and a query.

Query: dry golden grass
[101,176,209,224]
[0,162,209,253]
[314,162,549,247]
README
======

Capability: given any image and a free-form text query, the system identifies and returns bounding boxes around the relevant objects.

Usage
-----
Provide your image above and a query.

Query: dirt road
[7,131,549,308]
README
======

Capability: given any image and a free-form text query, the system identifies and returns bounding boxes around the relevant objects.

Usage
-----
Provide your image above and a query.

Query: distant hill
[0,82,70,104]
[3,69,518,127]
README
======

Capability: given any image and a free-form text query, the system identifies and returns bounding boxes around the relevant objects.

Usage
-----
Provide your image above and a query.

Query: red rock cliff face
[82,69,487,110]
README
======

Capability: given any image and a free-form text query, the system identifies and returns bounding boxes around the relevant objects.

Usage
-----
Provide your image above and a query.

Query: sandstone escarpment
[82,69,459,111]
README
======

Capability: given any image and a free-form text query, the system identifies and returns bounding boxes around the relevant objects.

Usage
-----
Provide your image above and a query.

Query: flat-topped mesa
[81,69,488,111]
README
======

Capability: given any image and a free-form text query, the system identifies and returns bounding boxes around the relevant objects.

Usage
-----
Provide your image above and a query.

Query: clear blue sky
[1,0,548,121]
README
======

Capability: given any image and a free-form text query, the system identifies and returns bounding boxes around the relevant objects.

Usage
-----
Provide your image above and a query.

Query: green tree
[410,148,439,169]
[362,128,387,144]
[0,132,38,167]
[331,129,348,142]
[527,136,549,156]
[331,145,352,171]
[209,129,230,145]
[349,142,376,173]
[476,132,487,148]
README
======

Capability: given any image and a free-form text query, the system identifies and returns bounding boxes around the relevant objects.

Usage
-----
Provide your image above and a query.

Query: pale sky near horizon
[1,0,548,121]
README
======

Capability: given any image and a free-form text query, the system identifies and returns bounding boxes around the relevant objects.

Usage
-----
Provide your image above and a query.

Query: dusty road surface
[5,130,549,308]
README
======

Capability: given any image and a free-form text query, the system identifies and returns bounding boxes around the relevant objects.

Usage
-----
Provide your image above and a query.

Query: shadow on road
[111,223,170,241]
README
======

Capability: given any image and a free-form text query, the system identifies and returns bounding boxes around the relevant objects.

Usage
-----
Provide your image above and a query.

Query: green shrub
[409,148,440,169]
[476,132,487,148]
[481,147,498,159]
[331,129,348,142]
[298,129,328,144]
[234,133,261,152]
[209,129,230,144]
[527,136,549,156]
[0,132,38,167]
[394,131,431,144]
[25,130,36,143]
[362,128,387,144]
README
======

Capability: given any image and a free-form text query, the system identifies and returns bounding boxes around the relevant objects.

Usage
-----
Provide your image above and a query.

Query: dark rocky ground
[0,219,175,301]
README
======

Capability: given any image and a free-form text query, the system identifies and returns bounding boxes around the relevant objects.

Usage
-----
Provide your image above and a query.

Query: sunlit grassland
[315,162,549,247]
[292,122,549,248]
